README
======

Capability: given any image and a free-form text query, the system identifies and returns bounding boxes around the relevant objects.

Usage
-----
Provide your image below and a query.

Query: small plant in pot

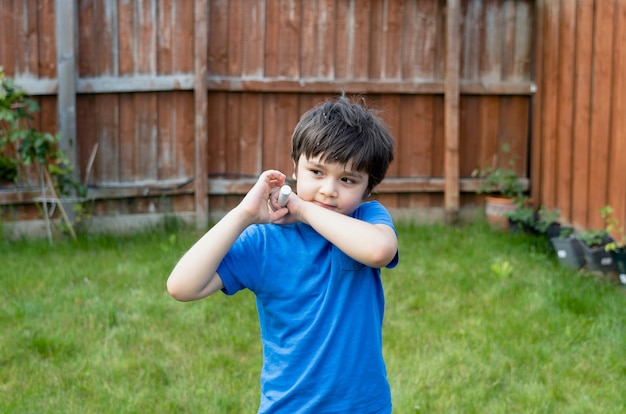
[535,206,562,239]
[577,206,615,274]
[504,197,537,234]
[550,227,585,269]
[603,206,626,285]
[473,144,524,231]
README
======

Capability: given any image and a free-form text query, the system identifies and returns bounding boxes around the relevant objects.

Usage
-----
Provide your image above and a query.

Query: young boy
[167,96,398,413]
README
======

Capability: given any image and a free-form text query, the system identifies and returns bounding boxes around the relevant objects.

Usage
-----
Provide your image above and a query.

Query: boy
[167,96,398,413]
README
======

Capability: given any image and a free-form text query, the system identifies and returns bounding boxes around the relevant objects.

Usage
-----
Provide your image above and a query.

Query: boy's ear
[292,160,297,180]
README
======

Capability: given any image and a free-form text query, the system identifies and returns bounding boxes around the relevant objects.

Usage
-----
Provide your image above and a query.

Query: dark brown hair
[290,96,395,193]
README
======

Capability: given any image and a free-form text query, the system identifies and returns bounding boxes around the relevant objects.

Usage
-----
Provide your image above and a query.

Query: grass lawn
[1,219,625,413]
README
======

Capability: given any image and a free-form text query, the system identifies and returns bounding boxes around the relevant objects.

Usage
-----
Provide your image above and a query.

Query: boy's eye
[341,177,357,184]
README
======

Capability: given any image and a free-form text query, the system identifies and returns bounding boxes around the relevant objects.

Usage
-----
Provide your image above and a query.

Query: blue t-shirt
[217,201,399,414]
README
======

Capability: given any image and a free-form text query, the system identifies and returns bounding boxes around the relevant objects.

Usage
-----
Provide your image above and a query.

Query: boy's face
[293,154,369,216]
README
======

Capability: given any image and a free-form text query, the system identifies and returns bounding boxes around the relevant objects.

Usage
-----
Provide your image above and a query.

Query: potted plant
[550,227,585,269]
[1,67,86,239]
[577,206,615,274]
[603,206,626,285]
[534,206,562,239]
[504,197,537,234]
[473,144,525,231]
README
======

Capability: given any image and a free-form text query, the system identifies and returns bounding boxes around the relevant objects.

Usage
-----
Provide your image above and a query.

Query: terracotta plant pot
[484,196,517,231]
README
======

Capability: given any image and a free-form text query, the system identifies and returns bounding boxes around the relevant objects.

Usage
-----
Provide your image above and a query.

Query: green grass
[1,219,625,413]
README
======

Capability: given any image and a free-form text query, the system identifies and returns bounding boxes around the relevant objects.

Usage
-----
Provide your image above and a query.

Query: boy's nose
[319,180,338,197]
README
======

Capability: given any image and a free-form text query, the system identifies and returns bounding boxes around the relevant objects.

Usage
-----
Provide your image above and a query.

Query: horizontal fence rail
[14,75,536,96]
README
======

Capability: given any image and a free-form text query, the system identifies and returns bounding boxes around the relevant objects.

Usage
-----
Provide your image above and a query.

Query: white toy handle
[277,185,291,207]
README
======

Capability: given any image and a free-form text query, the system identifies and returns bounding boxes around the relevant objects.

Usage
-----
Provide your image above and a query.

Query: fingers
[240,170,288,223]
[269,206,289,223]
[261,169,286,186]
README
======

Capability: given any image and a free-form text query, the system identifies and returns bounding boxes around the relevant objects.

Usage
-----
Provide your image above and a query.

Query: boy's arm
[166,208,252,301]
[167,170,288,301]
[296,202,398,268]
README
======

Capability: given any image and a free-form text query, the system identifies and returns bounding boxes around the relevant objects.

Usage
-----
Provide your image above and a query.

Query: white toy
[277,185,291,207]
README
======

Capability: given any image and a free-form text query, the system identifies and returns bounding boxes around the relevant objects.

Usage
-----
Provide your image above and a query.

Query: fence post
[444,0,461,223]
[194,0,209,228]
[55,0,78,175]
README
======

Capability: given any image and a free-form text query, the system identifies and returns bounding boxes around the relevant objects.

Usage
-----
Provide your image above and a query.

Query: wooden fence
[533,0,626,233]
[8,1,618,234]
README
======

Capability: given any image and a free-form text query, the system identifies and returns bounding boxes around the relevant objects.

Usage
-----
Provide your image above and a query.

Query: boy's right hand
[237,170,290,224]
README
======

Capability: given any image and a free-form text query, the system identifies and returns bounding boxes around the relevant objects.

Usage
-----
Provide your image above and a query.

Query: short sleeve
[352,201,399,269]
[217,226,262,295]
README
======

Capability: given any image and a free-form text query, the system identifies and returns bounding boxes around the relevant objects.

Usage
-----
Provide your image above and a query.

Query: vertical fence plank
[368,0,384,79]
[500,97,529,174]
[135,0,158,181]
[95,94,120,182]
[157,0,174,74]
[481,96,499,168]
[555,0,576,221]
[14,0,39,76]
[157,0,175,180]
[226,94,242,173]
[445,0,460,221]
[173,0,194,73]
[78,0,96,76]
[587,0,614,229]
[262,94,299,173]
[513,1,532,82]
[540,0,559,208]
[39,0,56,77]
[483,0,503,81]
[460,96,479,175]
[207,92,228,175]
[300,0,335,79]
[227,0,243,76]
[352,0,371,79]
[195,0,209,227]
[335,0,350,79]
[432,97,445,178]
[381,0,403,79]
[96,0,120,183]
[101,0,118,75]
[608,0,626,230]
[500,0,515,80]
[404,0,439,79]
[239,93,263,174]
[433,0,447,80]
[242,0,265,77]
[530,0,544,204]
[117,0,133,75]
[570,0,593,228]
[264,0,300,78]
[399,96,434,177]
[117,0,134,182]
[461,0,482,81]
[207,0,228,75]
[0,0,12,73]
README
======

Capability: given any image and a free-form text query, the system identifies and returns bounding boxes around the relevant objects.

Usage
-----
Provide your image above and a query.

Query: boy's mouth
[313,200,337,210]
